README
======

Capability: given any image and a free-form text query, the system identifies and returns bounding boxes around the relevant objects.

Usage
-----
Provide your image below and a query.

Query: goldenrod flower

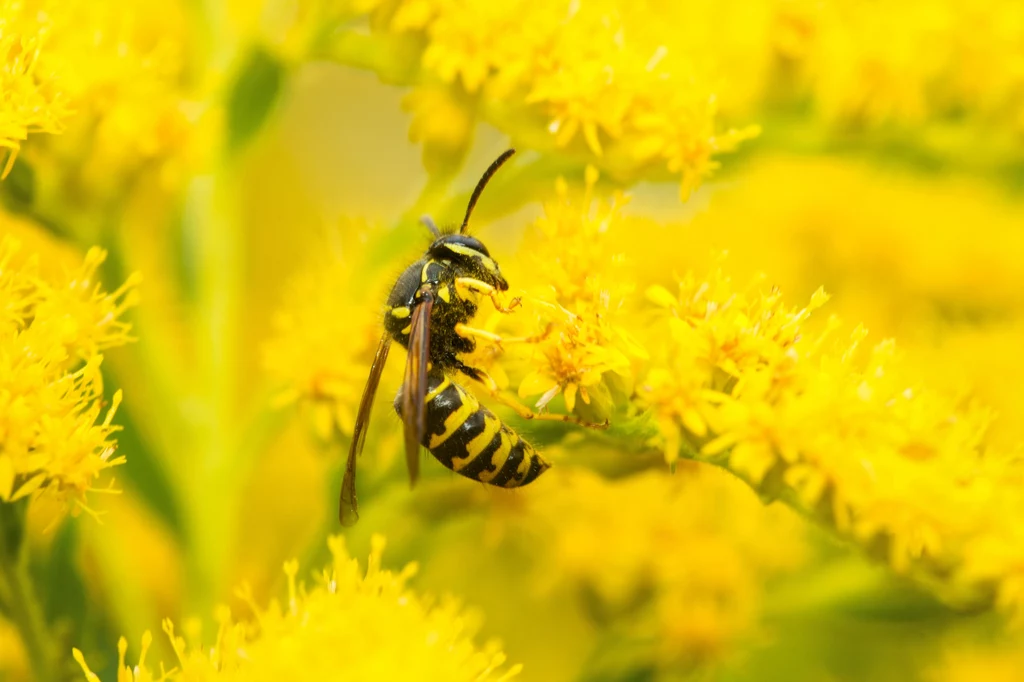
[517,467,805,668]
[678,156,1024,325]
[660,155,1024,449]
[793,0,1024,132]
[514,170,647,420]
[325,0,1024,179]
[443,172,1024,625]
[0,235,138,511]
[15,0,200,210]
[363,0,760,197]
[0,2,71,177]
[637,264,1024,621]
[73,535,520,681]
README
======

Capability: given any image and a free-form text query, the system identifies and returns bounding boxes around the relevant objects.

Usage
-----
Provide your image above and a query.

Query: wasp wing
[339,332,392,526]
[402,290,433,487]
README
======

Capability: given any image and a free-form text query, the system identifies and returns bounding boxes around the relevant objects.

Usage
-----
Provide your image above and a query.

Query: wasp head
[428,234,508,291]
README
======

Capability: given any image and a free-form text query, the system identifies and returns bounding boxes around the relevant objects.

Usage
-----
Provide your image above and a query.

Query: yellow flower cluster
[669,155,1024,449]
[269,171,1024,626]
[323,0,1024,191]
[74,535,520,681]
[368,0,759,197]
[784,0,1024,133]
[0,235,138,511]
[513,170,647,421]
[518,467,806,669]
[0,2,71,176]
[679,156,1024,325]
[17,0,198,209]
[638,265,1024,622]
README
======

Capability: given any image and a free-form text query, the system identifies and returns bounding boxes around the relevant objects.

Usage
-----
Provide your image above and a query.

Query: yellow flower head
[378,0,759,197]
[0,2,71,177]
[74,535,521,681]
[17,0,201,206]
[637,262,1024,623]
[0,235,138,511]
[514,170,647,420]
[795,0,1024,131]
[519,467,806,668]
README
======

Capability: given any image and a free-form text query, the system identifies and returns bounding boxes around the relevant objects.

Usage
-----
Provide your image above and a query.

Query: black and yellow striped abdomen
[395,372,550,487]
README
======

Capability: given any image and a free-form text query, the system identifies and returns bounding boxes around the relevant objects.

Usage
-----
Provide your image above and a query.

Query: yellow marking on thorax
[390,306,411,319]
[437,285,451,303]
[421,260,436,283]
[428,387,480,449]
[445,243,482,259]
[477,431,514,483]
[400,323,411,335]
[425,376,451,403]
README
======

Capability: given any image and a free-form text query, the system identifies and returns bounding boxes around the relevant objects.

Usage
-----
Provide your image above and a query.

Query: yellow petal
[680,408,707,439]
[11,473,46,501]
[564,383,578,412]
[519,370,558,398]
[700,432,739,457]
[645,285,677,308]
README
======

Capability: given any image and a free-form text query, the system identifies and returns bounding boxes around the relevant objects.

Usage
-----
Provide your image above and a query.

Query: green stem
[0,501,60,682]
[178,170,242,614]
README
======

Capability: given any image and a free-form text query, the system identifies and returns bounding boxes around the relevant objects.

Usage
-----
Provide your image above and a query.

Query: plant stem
[0,501,60,682]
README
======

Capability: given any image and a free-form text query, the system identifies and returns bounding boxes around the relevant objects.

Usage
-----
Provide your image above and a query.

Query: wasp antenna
[460,148,516,234]
[420,215,442,238]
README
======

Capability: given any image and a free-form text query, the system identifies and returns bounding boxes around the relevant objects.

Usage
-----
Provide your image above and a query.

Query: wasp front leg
[455,277,521,313]
[454,322,553,350]
[456,363,608,429]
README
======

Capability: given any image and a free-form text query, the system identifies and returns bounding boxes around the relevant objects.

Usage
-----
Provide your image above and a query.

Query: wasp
[341,149,568,525]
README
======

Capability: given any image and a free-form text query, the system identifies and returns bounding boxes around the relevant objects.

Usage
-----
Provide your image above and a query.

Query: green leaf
[225,46,287,155]
[2,159,35,211]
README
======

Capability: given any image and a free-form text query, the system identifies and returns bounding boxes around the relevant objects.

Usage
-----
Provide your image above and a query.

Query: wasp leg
[454,322,553,349]
[455,277,521,313]
[456,362,609,429]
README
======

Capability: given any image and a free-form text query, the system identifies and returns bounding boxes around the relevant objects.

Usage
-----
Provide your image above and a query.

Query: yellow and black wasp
[340,149,556,525]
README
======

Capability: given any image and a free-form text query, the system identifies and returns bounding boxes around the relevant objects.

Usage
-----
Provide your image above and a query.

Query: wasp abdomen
[395,373,550,487]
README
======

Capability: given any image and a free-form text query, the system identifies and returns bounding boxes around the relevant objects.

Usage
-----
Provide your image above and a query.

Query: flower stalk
[0,501,60,682]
